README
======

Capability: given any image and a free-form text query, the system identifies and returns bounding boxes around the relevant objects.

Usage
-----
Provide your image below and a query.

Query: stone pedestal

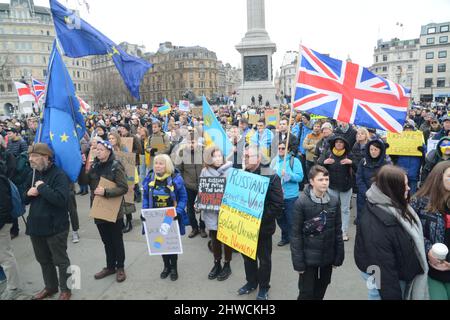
[236,0,277,107]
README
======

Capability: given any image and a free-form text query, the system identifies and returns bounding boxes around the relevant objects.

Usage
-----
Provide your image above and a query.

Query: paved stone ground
[2,194,368,300]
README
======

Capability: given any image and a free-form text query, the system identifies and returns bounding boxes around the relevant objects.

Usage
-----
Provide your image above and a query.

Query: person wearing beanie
[25,143,72,300]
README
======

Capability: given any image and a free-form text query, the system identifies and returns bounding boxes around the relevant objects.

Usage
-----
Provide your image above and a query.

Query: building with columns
[0,0,94,115]
[278,51,298,103]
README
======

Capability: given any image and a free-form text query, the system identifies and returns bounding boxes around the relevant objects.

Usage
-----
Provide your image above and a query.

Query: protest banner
[115,151,136,203]
[386,131,424,157]
[142,207,183,256]
[197,177,226,213]
[427,139,440,155]
[192,107,203,118]
[311,114,327,120]
[121,137,134,153]
[150,135,167,153]
[248,114,260,125]
[126,104,131,110]
[265,109,280,127]
[90,178,123,223]
[179,100,190,112]
[141,104,148,110]
[217,169,270,260]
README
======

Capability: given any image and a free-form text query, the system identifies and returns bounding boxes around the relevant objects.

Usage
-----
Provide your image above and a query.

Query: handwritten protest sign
[90,178,123,223]
[265,109,280,127]
[150,135,167,153]
[217,169,270,260]
[115,151,136,203]
[427,139,440,155]
[248,114,260,125]
[142,208,183,256]
[121,137,134,153]
[386,131,424,157]
[197,177,226,213]
[179,100,190,112]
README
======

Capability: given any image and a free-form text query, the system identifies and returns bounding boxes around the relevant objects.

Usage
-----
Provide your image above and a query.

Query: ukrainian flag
[158,99,171,116]
[202,97,233,157]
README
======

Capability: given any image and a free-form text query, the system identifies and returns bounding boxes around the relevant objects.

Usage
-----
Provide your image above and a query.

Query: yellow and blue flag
[36,41,86,182]
[202,97,233,157]
[49,0,152,100]
[158,99,171,116]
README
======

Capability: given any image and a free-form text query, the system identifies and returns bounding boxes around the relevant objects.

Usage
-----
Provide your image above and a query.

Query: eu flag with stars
[49,0,152,100]
[36,42,86,182]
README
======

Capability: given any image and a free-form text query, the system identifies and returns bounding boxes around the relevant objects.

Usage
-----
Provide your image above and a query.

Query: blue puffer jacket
[270,154,303,200]
[356,139,391,219]
[292,123,312,155]
[142,169,189,235]
[396,156,422,183]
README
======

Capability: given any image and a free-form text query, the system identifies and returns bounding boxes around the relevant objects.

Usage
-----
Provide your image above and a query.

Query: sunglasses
[278,147,286,150]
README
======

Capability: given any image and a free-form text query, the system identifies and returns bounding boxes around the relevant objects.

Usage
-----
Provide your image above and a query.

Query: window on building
[439,51,447,58]
[7,84,12,92]
[427,38,435,45]
[409,52,414,59]
[408,65,413,71]
[440,36,448,44]
[78,84,81,91]
[43,69,47,77]
[437,78,446,88]
[425,65,433,73]
[438,64,446,72]
[382,66,387,72]
[428,27,436,34]
[46,31,50,36]
[441,25,449,32]
[0,84,4,92]
[425,78,433,88]
[383,55,387,62]
[426,52,434,59]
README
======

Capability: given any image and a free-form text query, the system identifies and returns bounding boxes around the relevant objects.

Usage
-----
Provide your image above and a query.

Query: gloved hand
[417,146,424,152]
[140,215,146,222]
[173,215,179,221]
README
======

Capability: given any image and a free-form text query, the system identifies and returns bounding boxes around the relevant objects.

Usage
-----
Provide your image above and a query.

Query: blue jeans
[328,188,352,235]
[0,267,5,281]
[362,272,407,300]
[409,180,418,196]
[276,198,297,243]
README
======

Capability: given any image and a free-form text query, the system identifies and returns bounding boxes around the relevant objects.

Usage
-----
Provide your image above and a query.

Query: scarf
[366,185,429,300]
[147,172,177,209]
[332,148,346,157]
[309,188,331,205]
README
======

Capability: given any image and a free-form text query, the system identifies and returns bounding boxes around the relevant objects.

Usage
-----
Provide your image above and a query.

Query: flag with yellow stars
[36,41,86,182]
[202,97,233,157]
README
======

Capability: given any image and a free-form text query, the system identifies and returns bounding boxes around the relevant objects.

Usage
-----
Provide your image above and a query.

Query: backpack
[8,179,26,218]
[12,151,32,187]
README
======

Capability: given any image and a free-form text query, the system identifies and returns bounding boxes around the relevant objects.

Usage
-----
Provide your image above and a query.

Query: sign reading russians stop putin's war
[217,169,270,260]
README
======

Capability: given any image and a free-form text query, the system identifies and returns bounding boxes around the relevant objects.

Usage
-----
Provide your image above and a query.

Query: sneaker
[0,288,22,300]
[256,288,269,300]
[237,283,257,296]
[200,229,208,239]
[277,240,290,247]
[72,231,80,244]
[188,229,200,239]
[343,233,349,242]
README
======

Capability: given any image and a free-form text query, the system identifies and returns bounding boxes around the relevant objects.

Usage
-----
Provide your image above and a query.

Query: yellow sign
[386,131,424,157]
[217,204,261,260]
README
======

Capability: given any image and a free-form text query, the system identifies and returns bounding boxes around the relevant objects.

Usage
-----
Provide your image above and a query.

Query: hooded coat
[421,137,450,183]
[317,136,353,192]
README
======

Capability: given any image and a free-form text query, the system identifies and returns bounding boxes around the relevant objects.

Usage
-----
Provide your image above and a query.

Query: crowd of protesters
[0,99,449,300]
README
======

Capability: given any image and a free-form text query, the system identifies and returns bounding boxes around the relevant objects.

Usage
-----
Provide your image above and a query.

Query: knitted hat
[28,143,53,157]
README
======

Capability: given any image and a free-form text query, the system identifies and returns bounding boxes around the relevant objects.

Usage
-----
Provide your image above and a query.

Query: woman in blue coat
[142,154,189,281]
[356,139,391,224]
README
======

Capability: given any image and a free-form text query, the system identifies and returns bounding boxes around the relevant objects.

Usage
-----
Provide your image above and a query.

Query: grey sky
[29,0,450,71]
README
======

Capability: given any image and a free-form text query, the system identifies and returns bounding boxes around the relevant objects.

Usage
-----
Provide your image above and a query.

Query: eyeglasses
[278,147,286,150]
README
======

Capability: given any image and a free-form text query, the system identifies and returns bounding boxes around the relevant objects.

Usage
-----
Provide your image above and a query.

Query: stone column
[247,0,265,31]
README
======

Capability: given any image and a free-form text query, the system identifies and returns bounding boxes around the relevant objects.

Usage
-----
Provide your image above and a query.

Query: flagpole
[282,45,302,174]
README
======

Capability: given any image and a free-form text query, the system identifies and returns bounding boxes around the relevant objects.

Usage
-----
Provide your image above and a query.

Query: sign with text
[115,151,136,203]
[265,109,280,127]
[121,137,134,153]
[217,169,270,260]
[248,114,260,125]
[142,207,183,256]
[386,131,424,157]
[179,100,190,112]
[197,177,226,213]
[90,178,123,223]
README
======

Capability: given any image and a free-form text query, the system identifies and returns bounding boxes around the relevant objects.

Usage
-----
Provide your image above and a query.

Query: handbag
[303,210,328,236]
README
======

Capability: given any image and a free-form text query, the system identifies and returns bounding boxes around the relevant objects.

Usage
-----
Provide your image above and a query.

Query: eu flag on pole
[49,0,152,100]
[202,97,233,157]
[36,42,86,182]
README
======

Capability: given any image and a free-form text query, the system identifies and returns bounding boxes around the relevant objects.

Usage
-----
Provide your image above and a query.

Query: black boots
[208,261,222,280]
[170,267,178,281]
[160,266,171,279]
[217,262,232,281]
[123,215,133,234]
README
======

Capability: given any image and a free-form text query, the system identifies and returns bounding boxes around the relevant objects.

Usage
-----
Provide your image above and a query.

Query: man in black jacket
[24,143,72,300]
[237,145,284,300]
[0,162,22,300]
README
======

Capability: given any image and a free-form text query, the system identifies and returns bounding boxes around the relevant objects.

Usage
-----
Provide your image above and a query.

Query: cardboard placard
[115,151,136,204]
[386,131,424,157]
[121,137,134,153]
[248,114,260,125]
[265,109,280,127]
[90,178,123,223]
[197,177,226,213]
[142,207,183,256]
[191,107,203,118]
[150,136,166,152]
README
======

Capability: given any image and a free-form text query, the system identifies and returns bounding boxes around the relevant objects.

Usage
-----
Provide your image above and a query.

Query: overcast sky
[27,0,450,71]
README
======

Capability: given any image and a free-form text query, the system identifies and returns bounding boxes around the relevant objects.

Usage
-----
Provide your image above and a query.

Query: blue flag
[202,97,233,157]
[36,42,86,182]
[49,0,152,100]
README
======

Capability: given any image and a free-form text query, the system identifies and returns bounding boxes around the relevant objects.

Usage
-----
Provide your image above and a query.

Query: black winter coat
[291,186,344,272]
[354,202,424,300]
[24,165,70,237]
[0,174,12,230]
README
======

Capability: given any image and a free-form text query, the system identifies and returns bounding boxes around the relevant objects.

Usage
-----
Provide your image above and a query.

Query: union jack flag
[32,78,46,103]
[293,46,410,133]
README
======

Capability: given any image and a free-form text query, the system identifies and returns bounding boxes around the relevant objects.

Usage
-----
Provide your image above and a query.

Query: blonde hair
[357,127,370,142]
[153,154,175,175]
